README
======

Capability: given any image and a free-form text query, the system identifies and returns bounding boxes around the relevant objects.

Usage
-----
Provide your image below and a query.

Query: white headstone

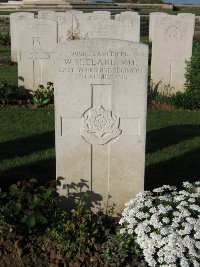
[149,12,167,41]
[18,19,57,90]
[56,12,67,43]
[54,39,148,213]
[77,12,140,42]
[177,13,195,29]
[10,12,34,62]
[83,11,110,20]
[59,11,140,42]
[115,11,140,42]
[151,14,195,93]
[38,10,56,20]
[60,11,83,41]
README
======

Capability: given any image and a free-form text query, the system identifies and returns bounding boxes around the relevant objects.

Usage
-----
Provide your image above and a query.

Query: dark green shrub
[0,179,60,232]
[185,55,200,95]
[0,81,32,106]
[0,34,11,46]
[192,42,200,54]
[46,193,109,256]
[0,56,15,66]
[149,55,200,111]
[170,91,200,110]
[170,55,200,110]
[102,232,147,267]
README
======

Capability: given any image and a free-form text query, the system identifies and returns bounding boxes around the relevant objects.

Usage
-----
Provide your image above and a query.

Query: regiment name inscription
[58,49,144,80]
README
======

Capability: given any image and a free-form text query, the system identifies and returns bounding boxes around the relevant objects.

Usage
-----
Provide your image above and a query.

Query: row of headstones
[10,10,140,91]
[10,11,195,94]
[9,12,195,213]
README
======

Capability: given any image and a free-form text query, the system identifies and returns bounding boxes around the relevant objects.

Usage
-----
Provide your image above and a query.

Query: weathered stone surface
[10,12,34,62]
[38,10,56,20]
[151,13,195,93]
[18,19,57,90]
[56,12,66,43]
[149,12,166,41]
[76,11,140,42]
[56,10,83,42]
[58,11,140,42]
[54,39,148,213]
[115,11,140,42]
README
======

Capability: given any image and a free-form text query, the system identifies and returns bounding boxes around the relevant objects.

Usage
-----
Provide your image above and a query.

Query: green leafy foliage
[164,55,200,111]
[170,90,200,110]
[0,81,32,106]
[0,179,60,231]
[47,193,109,256]
[32,82,54,108]
[149,46,200,111]
[0,55,14,66]
[0,34,10,46]
[192,42,200,54]
[102,232,147,267]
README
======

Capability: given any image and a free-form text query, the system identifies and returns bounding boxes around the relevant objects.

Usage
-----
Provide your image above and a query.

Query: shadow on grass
[0,125,199,192]
[145,124,200,190]
[0,131,55,188]
[0,131,55,161]
[0,157,56,189]
[145,147,200,190]
[146,124,200,153]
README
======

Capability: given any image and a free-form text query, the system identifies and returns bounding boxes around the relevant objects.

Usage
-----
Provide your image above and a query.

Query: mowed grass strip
[146,110,200,189]
[0,108,55,185]
[0,65,18,86]
[0,47,18,86]
[0,47,11,57]
[0,108,199,189]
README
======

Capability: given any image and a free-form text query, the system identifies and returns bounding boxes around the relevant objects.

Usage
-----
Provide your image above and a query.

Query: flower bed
[119,181,200,267]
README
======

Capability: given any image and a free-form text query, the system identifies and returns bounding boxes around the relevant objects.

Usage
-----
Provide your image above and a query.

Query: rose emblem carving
[165,26,182,42]
[81,106,122,145]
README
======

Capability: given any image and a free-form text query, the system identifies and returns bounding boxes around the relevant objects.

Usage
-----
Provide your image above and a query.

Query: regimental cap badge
[81,106,122,145]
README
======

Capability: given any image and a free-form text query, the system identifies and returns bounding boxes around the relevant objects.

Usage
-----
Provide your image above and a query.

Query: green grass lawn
[146,110,200,189]
[0,47,18,86]
[0,108,55,187]
[0,47,11,57]
[0,65,18,86]
[0,108,199,191]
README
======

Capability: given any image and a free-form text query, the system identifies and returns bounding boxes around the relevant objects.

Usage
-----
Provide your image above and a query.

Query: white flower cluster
[119,181,200,267]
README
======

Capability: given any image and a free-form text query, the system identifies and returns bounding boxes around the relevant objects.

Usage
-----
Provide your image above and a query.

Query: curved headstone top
[150,13,195,94]
[10,12,35,62]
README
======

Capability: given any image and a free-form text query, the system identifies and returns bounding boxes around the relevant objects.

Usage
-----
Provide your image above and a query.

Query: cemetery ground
[0,109,200,266]
[0,44,200,265]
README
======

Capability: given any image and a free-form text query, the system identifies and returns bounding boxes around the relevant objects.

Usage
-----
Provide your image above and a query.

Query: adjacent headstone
[178,13,196,28]
[10,12,34,62]
[82,11,110,20]
[54,39,148,213]
[58,11,84,42]
[151,13,195,93]
[38,10,56,20]
[18,19,57,90]
[149,12,167,41]
[77,12,140,42]
[116,11,140,42]
[56,12,67,43]
[42,11,140,43]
